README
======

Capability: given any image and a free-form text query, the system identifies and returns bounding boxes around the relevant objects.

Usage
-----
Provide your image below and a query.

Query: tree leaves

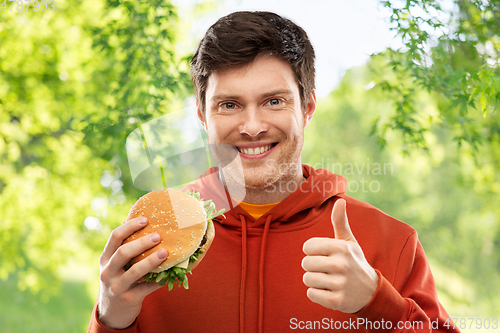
[376,0,500,152]
[0,0,191,295]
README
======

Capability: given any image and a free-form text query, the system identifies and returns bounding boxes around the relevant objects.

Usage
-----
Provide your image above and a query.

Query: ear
[303,90,316,129]
[196,100,208,133]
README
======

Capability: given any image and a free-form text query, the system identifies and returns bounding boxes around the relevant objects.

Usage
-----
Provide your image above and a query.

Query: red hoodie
[88,165,459,333]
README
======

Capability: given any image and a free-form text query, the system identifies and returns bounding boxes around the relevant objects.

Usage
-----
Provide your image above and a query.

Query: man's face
[198,55,316,190]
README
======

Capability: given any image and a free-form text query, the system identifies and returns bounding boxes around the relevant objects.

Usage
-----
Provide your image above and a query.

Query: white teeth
[239,145,272,155]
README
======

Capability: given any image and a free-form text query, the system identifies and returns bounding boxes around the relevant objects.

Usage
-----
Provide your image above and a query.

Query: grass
[0,274,95,333]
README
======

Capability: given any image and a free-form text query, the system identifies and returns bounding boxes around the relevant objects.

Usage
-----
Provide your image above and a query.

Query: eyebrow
[210,89,295,103]
[261,89,294,99]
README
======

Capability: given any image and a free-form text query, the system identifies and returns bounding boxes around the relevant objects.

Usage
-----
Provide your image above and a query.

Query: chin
[243,178,276,190]
[220,165,270,190]
[244,167,284,190]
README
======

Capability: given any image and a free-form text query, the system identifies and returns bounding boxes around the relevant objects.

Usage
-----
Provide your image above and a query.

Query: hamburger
[123,188,224,290]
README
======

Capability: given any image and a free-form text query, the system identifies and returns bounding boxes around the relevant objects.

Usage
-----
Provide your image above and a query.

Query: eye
[223,102,237,110]
[268,99,280,106]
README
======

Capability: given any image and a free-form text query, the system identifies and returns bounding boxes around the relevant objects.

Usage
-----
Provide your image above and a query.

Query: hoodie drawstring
[239,213,273,333]
[239,214,247,333]
[258,214,273,333]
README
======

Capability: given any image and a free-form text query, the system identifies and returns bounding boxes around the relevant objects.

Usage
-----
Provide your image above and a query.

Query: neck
[218,163,305,205]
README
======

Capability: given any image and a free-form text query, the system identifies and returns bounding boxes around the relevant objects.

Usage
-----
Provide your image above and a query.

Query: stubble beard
[218,134,304,192]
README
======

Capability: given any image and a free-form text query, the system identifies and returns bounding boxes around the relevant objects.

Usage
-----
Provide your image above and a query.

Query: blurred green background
[1,0,499,332]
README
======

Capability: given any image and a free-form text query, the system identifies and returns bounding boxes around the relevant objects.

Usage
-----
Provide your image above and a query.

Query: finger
[123,249,168,286]
[306,287,343,311]
[303,237,347,256]
[132,277,166,299]
[303,271,346,291]
[100,217,149,266]
[107,233,162,274]
[302,255,347,274]
[332,199,356,242]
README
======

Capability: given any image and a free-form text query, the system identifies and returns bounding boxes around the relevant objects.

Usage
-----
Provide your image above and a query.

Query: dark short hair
[190,11,315,115]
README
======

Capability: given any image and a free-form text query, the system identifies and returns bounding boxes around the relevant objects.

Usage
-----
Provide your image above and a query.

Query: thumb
[332,198,356,242]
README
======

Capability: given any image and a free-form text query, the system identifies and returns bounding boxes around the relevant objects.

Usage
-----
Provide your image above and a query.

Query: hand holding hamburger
[97,189,224,329]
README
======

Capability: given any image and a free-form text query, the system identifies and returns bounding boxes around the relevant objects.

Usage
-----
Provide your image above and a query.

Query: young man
[89,11,459,333]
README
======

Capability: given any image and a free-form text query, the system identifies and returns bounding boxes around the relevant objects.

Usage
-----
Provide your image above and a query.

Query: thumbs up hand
[301,199,379,313]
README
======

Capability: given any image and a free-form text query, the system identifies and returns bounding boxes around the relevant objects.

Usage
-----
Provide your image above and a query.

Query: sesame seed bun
[123,188,213,273]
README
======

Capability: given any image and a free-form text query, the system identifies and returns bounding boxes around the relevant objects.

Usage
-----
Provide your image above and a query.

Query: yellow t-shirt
[236,200,280,220]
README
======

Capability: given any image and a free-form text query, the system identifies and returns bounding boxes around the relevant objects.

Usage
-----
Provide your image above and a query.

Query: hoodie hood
[185,164,347,227]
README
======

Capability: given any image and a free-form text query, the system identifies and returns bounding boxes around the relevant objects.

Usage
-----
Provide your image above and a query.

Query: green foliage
[0,0,107,294]
[84,0,193,164]
[366,5,500,313]
[0,0,191,296]
[376,0,500,152]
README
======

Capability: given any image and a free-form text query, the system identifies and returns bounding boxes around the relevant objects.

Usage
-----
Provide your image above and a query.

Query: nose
[238,106,269,137]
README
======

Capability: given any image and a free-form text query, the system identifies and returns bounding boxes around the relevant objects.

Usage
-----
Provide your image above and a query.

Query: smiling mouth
[236,143,277,155]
